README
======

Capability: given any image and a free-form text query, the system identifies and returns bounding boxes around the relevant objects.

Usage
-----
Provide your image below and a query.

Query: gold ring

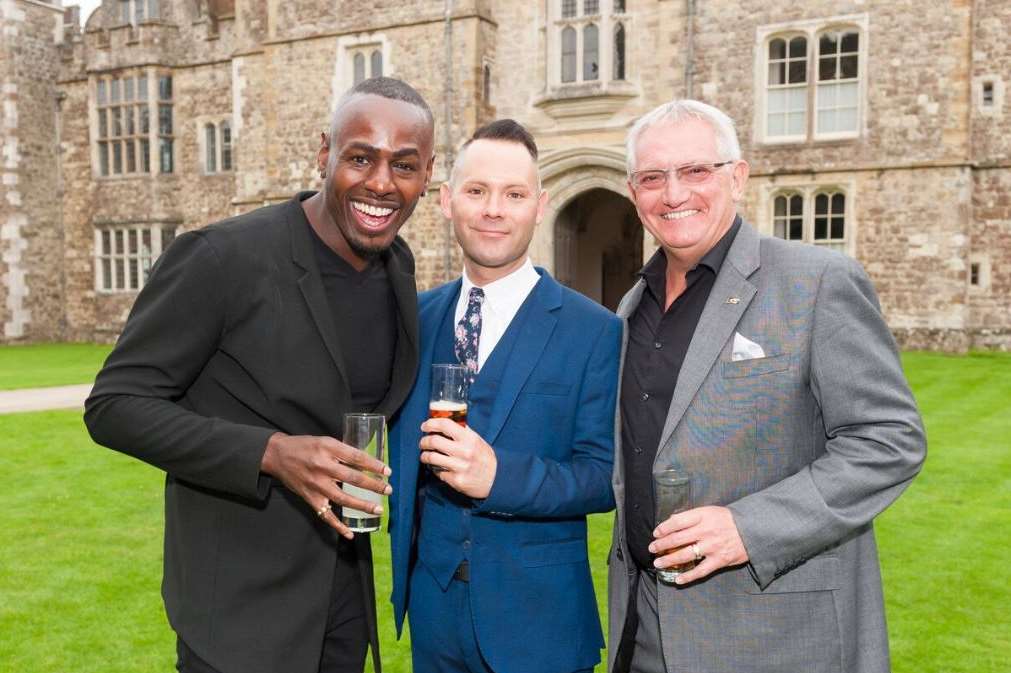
[316,503,331,519]
[692,542,703,562]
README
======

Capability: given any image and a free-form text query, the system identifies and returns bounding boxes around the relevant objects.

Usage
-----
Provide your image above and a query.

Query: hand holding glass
[653,468,698,583]
[427,364,469,472]
[340,413,386,533]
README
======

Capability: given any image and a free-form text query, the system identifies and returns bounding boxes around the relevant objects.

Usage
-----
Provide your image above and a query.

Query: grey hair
[625,99,742,175]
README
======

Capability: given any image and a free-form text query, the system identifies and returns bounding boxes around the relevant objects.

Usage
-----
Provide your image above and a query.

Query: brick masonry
[2,0,1008,351]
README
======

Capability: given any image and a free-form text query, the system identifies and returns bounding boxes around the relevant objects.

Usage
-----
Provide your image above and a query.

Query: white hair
[625,99,742,175]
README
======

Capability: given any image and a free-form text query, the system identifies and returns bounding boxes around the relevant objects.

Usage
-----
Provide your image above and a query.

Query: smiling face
[317,94,434,265]
[441,138,548,285]
[628,117,749,269]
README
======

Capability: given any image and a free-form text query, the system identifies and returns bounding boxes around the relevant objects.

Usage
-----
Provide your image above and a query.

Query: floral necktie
[454,287,485,380]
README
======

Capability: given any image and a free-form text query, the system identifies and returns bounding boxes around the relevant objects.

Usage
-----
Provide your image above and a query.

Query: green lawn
[0,343,112,390]
[0,351,1007,672]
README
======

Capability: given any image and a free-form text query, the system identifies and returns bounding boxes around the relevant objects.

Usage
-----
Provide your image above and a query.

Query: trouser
[614,569,669,673]
[176,536,368,673]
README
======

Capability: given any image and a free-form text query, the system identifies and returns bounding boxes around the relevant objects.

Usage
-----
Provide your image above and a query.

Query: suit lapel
[655,221,762,461]
[288,199,350,390]
[613,279,646,498]
[482,271,561,446]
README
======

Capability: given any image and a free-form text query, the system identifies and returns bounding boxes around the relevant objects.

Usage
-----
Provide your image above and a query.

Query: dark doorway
[554,188,643,312]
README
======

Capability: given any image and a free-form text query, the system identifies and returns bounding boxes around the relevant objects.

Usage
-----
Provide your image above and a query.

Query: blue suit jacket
[389,269,622,673]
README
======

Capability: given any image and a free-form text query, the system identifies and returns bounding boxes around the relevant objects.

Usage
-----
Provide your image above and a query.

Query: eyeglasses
[629,161,734,190]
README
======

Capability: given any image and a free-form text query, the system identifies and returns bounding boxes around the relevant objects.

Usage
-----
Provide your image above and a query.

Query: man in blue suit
[389,119,622,673]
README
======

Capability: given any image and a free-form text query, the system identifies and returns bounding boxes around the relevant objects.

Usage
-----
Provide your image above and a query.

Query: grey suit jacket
[608,220,926,673]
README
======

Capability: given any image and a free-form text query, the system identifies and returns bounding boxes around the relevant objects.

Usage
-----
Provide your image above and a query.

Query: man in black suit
[84,77,435,673]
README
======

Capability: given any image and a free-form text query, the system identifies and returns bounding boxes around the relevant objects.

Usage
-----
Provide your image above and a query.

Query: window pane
[818,109,836,133]
[136,0,146,22]
[614,23,625,80]
[99,110,108,138]
[139,104,149,133]
[483,64,491,101]
[125,107,135,135]
[583,24,599,81]
[129,258,140,289]
[126,140,136,172]
[102,258,112,290]
[99,143,109,176]
[160,138,173,173]
[840,54,858,79]
[819,33,838,56]
[841,32,858,53]
[831,216,845,240]
[614,0,625,11]
[141,228,151,253]
[101,230,111,254]
[832,193,845,213]
[141,139,150,172]
[353,53,365,85]
[774,196,786,217]
[97,79,107,105]
[221,122,232,170]
[127,228,137,254]
[159,104,172,135]
[562,0,576,18]
[815,194,828,215]
[819,56,836,81]
[110,78,120,103]
[158,75,172,101]
[371,50,383,78]
[148,0,159,19]
[120,0,130,24]
[114,229,124,254]
[769,38,786,61]
[124,76,134,102]
[115,258,125,289]
[789,36,806,58]
[584,0,599,13]
[774,221,786,238]
[788,58,806,84]
[768,89,786,114]
[561,27,577,82]
[768,61,785,86]
[790,217,803,240]
[206,124,217,172]
[112,141,122,174]
[111,107,122,136]
[161,227,176,251]
[814,216,827,240]
[137,75,148,100]
[767,113,785,137]
[838,106,857,131]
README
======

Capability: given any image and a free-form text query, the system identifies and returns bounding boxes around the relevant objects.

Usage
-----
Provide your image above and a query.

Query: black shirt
[309,223,399,414]
[621,217,740,570]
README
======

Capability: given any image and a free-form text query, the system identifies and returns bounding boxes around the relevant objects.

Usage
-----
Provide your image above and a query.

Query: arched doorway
[554,188,643,311]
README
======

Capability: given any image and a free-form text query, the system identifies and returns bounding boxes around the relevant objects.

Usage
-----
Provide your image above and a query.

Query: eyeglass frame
[629,161,736,190]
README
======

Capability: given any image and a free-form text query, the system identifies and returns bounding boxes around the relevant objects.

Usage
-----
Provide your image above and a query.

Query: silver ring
[691,542,703,562]
[316,502,332,519]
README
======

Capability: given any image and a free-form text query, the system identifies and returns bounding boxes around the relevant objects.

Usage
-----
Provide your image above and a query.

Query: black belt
[452,560,470,583]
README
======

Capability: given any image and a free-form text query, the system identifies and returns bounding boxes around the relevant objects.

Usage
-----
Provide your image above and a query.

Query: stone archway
[534,147,644,311]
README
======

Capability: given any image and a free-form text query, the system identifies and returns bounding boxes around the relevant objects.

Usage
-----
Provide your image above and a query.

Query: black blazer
[85,193,419,673]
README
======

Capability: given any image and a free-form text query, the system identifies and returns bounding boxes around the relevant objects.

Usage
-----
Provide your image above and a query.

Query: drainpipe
[684,0,695,98]
[442,0,455,282]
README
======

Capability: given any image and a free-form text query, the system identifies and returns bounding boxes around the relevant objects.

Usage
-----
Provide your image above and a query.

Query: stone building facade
[3,0,1009,350]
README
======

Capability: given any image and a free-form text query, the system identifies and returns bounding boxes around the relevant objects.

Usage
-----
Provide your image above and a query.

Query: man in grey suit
[608,99,926,673]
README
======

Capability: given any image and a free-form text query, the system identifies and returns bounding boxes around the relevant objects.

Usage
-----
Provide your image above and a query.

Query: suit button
[640,392,650,401]
[462,540,471,550]
[654,341,662,349]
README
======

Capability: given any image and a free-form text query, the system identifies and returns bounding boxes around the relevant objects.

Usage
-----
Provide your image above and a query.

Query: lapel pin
[726,297,740,304]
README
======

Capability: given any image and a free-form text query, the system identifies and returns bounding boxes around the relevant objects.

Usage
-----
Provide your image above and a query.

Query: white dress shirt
[454,258,540,373]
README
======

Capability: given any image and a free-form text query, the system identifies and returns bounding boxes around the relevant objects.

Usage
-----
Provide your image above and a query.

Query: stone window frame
[752,13,869,146]
[198,117,234,175]
[91,68,174,179]
[548,0,629,89]
[93,222,176,293]
[759,180,857,257]
[968,253,991,293]
[974,75,1004,117]
[332,34,391,98]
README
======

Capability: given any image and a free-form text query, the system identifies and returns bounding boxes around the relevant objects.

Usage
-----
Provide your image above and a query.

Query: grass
[0,350,1008,672]
[0,343,112,390]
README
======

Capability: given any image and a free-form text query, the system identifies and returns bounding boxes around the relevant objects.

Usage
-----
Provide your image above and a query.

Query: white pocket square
[731,332,766,361]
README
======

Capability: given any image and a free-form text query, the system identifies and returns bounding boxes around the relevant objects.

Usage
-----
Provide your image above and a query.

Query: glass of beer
[340,413,386,533]
[427,364,469,471]
[653,467,697,583]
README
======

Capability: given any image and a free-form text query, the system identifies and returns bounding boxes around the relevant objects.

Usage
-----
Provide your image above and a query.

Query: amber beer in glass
[653,467,698,583]
[427,364,470,470]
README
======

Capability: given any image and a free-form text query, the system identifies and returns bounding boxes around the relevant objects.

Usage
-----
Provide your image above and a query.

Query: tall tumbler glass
[427,364,469,472]
[653,467,697,583]
[340,413,386,533]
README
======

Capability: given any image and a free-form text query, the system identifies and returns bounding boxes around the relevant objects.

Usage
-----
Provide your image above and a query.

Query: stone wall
[1,0,65,341]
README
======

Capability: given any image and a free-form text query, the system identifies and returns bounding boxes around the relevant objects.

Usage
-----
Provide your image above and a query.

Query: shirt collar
[639,215,742,303]
[461,257,540,318]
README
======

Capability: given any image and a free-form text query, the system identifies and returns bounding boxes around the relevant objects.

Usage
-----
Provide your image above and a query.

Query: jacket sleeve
[84,231,276,501]
[473,317,622,519]
[727,254,926,588]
